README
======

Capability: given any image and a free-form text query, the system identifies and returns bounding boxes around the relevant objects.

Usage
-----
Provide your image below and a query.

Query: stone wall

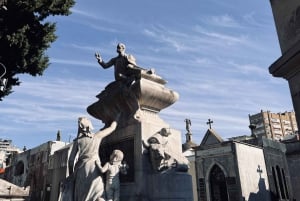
[235,142,271,201]
[285,141,300,200]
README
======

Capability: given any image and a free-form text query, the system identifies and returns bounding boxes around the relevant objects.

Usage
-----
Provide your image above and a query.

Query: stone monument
[87,43,193,201]
[268,0,300,131]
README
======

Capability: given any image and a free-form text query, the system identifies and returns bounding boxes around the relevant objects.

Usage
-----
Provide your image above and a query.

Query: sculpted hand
[120,161,129,174]
[95,52,102,63]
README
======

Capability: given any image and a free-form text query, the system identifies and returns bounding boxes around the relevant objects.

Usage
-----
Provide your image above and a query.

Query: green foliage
[0,0,75,99]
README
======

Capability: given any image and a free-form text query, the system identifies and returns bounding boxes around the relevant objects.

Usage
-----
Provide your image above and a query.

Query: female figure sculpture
[61,115,119,201]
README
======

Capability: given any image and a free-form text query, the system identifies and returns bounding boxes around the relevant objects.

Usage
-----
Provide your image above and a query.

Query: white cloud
[225,61,268,76]
[51,58,96,67]
[143,27,187,52]
[194,26,248,45]
[71,8,100,20]
[203,14,241,28]
[243,11,274,29]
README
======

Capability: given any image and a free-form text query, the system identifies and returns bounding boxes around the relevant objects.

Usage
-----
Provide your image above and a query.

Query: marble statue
[89,43,172,127]
[87,43,193,200]
[60,116,119,201]
[95,43,142,85]
[95,150,128,201]
[184,118,192,133]
[143,128,189,172]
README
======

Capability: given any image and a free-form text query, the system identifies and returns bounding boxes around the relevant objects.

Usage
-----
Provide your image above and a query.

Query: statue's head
[78,117,94,134]
[160,128,171,137]
[110,149,124,162]
[116,43,126,54]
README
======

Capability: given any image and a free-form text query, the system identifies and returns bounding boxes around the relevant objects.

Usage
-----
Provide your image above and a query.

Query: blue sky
[0,0,294,149]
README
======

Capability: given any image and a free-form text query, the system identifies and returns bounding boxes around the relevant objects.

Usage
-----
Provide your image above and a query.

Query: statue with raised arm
[95,43,142,83]
[88,43,177,126]
[60,115,119,201]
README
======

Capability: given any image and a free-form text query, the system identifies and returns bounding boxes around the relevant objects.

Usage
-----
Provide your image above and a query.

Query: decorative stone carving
[185,118,192,133]
[60,117,118,201]
[143,128,189,172]
[95,149,128,201]
[87,43,193,201]
[87,67,179,127]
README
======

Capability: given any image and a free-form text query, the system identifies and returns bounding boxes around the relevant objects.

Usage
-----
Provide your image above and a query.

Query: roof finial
[206,118,213,129]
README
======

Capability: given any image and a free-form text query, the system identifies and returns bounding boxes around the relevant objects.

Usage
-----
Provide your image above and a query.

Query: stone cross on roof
[206,118,213,129]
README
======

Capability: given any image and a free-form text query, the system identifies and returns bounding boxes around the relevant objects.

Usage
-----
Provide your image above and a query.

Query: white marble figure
[95,43,139,82]
[60,116,119,201]
[95,150,128,201]
[144,128,189,172]
[95,43,155,87]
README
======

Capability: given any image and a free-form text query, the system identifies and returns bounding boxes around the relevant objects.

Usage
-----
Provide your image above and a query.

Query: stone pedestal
[87,71,193,201]
[269,0,300,131]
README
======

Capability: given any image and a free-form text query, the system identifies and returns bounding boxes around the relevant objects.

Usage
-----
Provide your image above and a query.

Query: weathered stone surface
[268,0,300,136]
[88,43,192,201]
[99,113,193,201]
[0,179,29,200]
[196,140,272,201]
[270,0,300,54]
[87,70,179,126]
[60,118,118,201]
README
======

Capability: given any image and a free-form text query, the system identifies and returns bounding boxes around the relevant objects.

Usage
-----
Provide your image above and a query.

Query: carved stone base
[87,72,179,126]
[99,115,193,201]
[121,172,194,201]
[88,71,192,201]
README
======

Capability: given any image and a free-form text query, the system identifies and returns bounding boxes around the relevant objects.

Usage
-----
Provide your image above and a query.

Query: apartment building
[249,110,298,140]
[0,139,20,174]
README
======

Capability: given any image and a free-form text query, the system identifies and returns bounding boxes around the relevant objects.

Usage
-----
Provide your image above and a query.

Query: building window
[272,167,279,198]
[14,160,24,176]
[276,165,286,199]
[281,168,289,199]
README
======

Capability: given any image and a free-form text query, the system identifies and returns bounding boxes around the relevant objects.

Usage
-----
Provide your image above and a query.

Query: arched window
[14,160,24,176]
[281,168,289,199]
[272,166,279,198]
[276,165,285,199]
[209,164,229,201]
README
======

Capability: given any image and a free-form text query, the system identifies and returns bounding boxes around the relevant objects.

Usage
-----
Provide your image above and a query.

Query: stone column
[268,0,300,131]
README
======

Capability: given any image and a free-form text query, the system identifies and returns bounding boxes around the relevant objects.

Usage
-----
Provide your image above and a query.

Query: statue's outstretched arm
[95,161,109,173]
[95,52,115,69]
[94,113,120,139]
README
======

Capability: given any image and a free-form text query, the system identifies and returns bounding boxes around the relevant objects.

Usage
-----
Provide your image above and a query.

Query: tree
[0,0,75,100]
